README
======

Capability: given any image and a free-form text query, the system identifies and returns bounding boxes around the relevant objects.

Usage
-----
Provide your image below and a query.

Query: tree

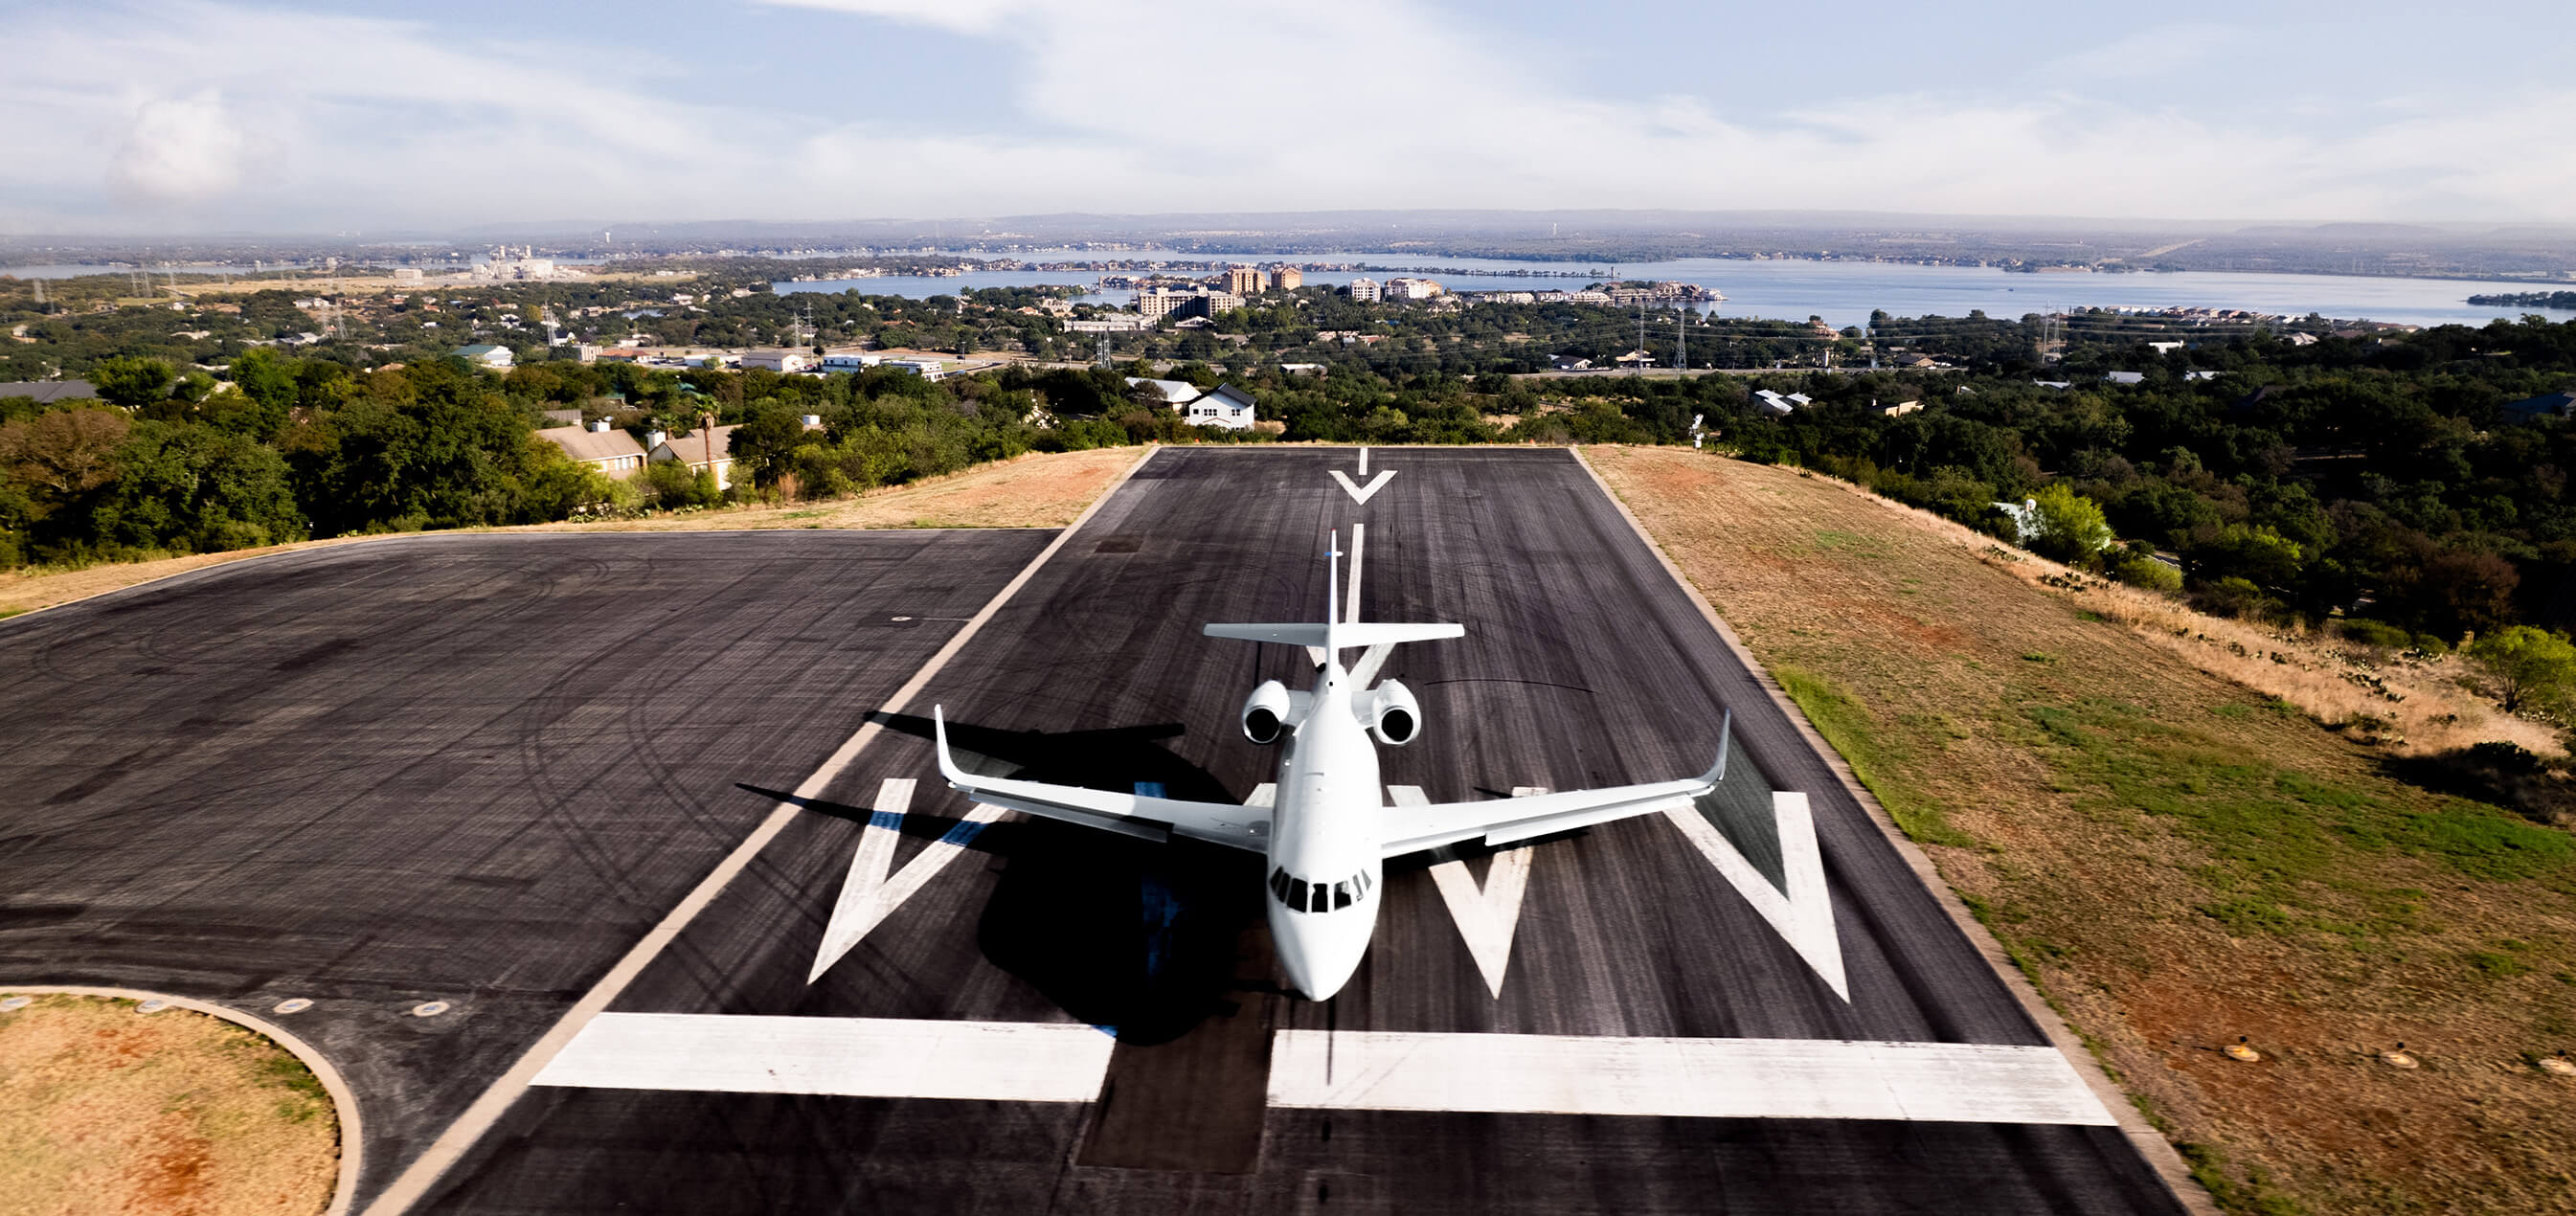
[90,421,305,552]
[221,347,299,439]
[89,356,175,408]
[2468,625,2576,714]
[2027,484,2114,567]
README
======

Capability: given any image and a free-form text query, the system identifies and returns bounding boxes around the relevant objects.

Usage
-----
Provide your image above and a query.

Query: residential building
[1135,286,1191,320]
[1881,400,1923,417]
[1181,384,1258,431]
[1345,278,1381,303]
[1751,390,1795,417]
[648,424,740,489]
[1548,354,1593,372]
[1562,289,1613,304]
[1123,376,1203,406]
[740,348,815,372]
[2104,371,2146,385]
[1225,265,1263,296]
[884,357,946,377]
[1269,266,1303,291]
[2502,388,2576,423]
[1614,349,1655,368]
[537,420,647,478]
[821,351,882,372]
[1279,363,1325,375]
[1140,286,1243,320]
[1383,277,1444,301]
[389,268,424,284]
[454,344,513,369]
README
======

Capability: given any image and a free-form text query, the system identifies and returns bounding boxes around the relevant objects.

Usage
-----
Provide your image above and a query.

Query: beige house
[648,424,740,489]
[535,422,646,478]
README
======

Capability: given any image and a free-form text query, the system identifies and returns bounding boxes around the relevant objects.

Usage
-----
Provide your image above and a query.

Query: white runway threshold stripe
[532,1013,1115,1102]
[1267,1030,2118,1126]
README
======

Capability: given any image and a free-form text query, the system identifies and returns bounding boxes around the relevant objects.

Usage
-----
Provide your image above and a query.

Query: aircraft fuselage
[1261,659,1384,1001]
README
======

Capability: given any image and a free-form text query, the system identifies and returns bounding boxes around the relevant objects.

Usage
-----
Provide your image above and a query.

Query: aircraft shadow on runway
[747,711,1274,1044]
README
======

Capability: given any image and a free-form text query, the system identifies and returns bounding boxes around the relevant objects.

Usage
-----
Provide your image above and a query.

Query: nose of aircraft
[1271,904,1369,1001]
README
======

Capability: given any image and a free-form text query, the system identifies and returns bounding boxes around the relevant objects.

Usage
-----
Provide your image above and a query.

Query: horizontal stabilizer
[1204,621,1463,649]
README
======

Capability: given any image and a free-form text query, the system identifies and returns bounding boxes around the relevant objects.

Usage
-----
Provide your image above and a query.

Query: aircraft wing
[1377,714,1731,858]
[932,707,1270,852]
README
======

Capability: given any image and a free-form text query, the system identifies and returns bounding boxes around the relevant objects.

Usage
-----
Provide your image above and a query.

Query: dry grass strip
[0,994,337,1216]
[1587,444,2576,1215]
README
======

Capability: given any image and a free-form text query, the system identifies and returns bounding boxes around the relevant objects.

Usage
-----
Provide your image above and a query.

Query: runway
[407,449,2187,1214]
[1,449,2188,1213]
[0,529,1057,1204]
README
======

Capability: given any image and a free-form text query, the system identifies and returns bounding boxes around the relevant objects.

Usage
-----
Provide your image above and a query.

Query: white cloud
[109,88,250,203]
[0,0,2571,233]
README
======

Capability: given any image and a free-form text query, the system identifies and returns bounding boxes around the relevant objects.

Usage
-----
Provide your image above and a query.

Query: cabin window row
[1270,867,1371,913]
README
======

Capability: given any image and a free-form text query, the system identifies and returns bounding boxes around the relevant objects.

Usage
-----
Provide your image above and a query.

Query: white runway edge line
[1269,1030,2119,1126]
[533,1014,1114,1103]
[358,446,1165,1216]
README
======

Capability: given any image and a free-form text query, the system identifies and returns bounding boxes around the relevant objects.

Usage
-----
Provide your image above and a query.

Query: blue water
[777,252,2576,330]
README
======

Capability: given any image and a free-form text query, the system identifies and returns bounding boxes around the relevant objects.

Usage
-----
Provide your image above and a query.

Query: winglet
[932,705,970,789]
[1699,708,1734,787]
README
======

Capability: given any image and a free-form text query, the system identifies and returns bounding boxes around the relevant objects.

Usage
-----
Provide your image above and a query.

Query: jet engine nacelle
[1367,679,1421,747]
[1242,680,1292,744]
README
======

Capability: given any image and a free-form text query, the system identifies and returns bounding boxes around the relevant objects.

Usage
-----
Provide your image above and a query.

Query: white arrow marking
[1392,785,1545,998]
[809,777,1007,982]
[1359,446,1369,476]
[1661,792,1848,1000]
[1330,468,1395,505]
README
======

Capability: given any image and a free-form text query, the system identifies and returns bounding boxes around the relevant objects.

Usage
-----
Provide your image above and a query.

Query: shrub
[2335,618,2413,650]
[2111,552,2182,593]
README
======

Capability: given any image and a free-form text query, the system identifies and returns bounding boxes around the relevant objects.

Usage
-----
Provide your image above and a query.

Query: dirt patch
[0,994,337,1216]
[1588,444,2576,1216]
[0,445,1144,619]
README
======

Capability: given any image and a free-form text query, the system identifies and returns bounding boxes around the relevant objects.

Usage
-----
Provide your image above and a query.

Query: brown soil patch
[1588,445,2576,1215]
[0,994,336,1216]
[0,445,1143,619]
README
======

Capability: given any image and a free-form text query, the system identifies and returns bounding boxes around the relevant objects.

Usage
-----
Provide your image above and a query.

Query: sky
[5,0,2574,236]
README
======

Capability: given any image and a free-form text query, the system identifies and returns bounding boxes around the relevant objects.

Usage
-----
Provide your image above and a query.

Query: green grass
[0,606,24,620]
[1774,664,1974,846]
[2022,697,2575,943]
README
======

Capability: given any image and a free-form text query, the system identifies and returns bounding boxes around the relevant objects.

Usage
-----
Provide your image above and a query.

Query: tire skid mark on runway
[356,447,1162,1216]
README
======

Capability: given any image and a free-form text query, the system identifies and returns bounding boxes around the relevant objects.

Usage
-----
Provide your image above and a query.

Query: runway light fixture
[2223,1036,2261,1063]
[274,998,313,1015]
[412,1001,451,1018]
[136,999,170,1014]
[0,996,29,1011]
[2542,1056,2576,1076]
[2377,1043,2419,1070]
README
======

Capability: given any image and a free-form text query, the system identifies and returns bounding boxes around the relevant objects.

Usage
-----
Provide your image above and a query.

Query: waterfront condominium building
[1345,277,1381,302]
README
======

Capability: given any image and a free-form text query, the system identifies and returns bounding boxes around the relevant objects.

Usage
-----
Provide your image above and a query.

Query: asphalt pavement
[413,449,2189,1215]
[0,529,1055,1204]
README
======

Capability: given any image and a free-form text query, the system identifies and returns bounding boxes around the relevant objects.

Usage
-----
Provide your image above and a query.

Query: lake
[776,251,2576,330]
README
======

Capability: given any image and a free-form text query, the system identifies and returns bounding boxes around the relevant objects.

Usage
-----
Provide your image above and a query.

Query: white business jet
[934,531,1729,1000]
